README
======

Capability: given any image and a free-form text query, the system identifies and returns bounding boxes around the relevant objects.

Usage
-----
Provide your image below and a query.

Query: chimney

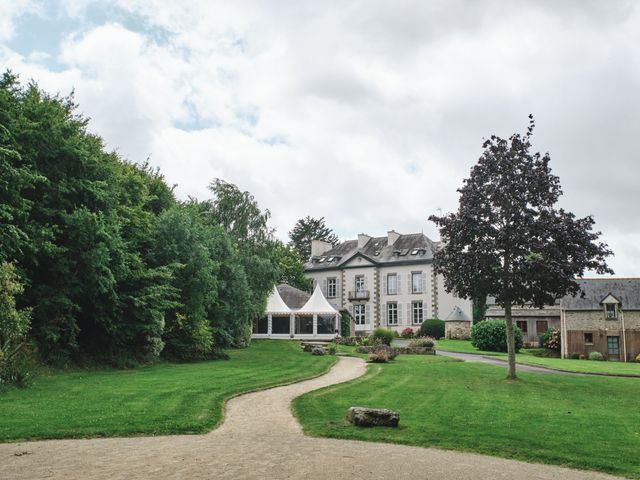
[311,239,332,258]
[357,233,371,249]
[387,230,401,246]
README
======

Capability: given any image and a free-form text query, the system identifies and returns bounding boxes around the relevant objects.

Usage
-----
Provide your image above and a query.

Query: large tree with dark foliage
[429,116,613,379]
[288,216,339,260]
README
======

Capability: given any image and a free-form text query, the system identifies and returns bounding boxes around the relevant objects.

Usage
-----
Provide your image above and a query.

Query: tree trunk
[504,301,517,379]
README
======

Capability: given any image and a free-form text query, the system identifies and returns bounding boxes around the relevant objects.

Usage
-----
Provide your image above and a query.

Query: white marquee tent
[252,284,341,339]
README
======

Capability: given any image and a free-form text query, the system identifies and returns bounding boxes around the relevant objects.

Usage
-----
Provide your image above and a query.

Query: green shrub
[470,320,523,353]
[327,343,337,355]
[340,311,351,337]
[419,319,445,339]
[588,351,604,361]
[635,353,640,363]
[409,338,435,349]
[372,328,395,346]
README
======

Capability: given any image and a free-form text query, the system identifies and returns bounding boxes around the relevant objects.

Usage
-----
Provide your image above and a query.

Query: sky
[1,0,639,275]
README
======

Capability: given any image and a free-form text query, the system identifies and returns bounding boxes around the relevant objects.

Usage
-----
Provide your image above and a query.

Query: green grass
[294,355,640,478]
[436,339,640,376]
[0,340,335,442]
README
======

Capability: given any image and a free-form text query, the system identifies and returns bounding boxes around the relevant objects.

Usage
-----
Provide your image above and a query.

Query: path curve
[0,356,622,480]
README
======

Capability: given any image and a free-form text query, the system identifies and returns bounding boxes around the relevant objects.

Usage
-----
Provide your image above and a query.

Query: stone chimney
[357,233,371,249]
[311,239,333,257]
[387,230,401,246]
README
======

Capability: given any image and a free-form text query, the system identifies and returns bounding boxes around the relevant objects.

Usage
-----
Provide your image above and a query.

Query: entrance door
[607,336,620,360]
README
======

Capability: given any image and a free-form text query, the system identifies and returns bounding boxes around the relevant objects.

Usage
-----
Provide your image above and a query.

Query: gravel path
[0,356,623,480]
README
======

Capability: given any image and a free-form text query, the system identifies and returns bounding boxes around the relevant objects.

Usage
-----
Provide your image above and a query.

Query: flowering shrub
[400,327,415,339]
[540,328,561,352]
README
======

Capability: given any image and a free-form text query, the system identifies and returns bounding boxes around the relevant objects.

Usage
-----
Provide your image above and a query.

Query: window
[535,320,548,334]
[354,304,366,325]
[327,278,337,298]
[607,336,620,356]
[387,303,398,325]
[516,320,528,333]
[584,332,593,344]
[355,276,365,293]
[387,274,398,295]
[411,272,423,294]
[605,304,617,319]
[412,301,424,324]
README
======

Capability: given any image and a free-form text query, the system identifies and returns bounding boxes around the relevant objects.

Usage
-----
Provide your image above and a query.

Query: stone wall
[445,320,471,340]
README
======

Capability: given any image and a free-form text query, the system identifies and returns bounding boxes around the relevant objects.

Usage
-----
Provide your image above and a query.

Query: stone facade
[305,231,472,335]
[445,320,471,340]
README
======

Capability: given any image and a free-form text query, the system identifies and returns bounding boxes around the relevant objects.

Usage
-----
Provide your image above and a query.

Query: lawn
[0,340,335,442]
[294,355,640,479]
[436,339,640,376]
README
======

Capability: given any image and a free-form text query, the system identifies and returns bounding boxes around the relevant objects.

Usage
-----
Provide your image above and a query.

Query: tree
[272,242,312,291]
[288,216,339,260]
[472,295,488,323]
[429,116,613,379]
[0,262,32,375]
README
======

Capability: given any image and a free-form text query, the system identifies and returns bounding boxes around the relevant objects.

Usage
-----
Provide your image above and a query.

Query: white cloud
[2,0,640,276]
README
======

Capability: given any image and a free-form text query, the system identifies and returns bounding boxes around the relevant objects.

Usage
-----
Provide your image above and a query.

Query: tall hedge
[471,320,523,352]
[419,319,445,339]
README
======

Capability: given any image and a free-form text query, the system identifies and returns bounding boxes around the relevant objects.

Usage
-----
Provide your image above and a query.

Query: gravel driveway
[0,355,622,480]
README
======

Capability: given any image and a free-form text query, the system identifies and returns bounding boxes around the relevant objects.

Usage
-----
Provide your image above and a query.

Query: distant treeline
[0,71,308,367]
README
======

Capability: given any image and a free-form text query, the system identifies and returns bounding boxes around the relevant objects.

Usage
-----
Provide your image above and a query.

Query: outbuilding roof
[445,306,471,322]
[561,278,640,310]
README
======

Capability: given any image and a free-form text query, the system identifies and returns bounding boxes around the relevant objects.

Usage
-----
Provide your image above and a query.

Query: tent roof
[445,306,471,322]
[265,286,292,314]
[297,284,338,314]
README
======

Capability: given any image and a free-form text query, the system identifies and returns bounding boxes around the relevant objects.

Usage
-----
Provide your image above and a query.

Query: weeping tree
[288,216,339,260]
[429,116,613,379]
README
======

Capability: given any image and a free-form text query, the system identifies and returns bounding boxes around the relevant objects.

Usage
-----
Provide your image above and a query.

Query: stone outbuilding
[444,306,471,340]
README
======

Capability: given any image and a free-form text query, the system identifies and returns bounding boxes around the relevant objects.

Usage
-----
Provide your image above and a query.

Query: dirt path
[0,356,622,480]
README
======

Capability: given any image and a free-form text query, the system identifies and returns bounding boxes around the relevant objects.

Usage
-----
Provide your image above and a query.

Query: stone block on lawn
[346,407,400,427]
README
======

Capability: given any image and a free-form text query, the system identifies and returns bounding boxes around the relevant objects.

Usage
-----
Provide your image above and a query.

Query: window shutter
[383,274,387,295]
[336,278,341,299]
[421,272,427,294]
[348,304,353,317]
[322,279,327,295]
[397,275,401,294]
[382,303,387,325]
[397,303,402,324]
[365,304,370,324]
[407,303,412,324]
[408,274,412,293]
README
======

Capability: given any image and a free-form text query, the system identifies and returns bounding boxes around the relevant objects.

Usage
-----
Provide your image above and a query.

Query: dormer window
[605,303,617,319]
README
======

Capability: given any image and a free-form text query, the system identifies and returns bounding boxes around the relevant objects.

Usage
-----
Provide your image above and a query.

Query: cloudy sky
[2,1,639,275]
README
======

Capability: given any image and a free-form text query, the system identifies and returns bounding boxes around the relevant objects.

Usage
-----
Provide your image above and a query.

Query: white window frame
[354,304,366,325]
[327,278,337,298]
[412,301,424,324]
[387,273,398,295]
[411,271,423,294]
[355,275,365,293]
[387,303,398,325]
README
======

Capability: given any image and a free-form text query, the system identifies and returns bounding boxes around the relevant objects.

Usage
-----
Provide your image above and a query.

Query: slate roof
[561,278,640,310]
[445,306,471,322]
[305,232,438,271]
[277,284,311,310]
